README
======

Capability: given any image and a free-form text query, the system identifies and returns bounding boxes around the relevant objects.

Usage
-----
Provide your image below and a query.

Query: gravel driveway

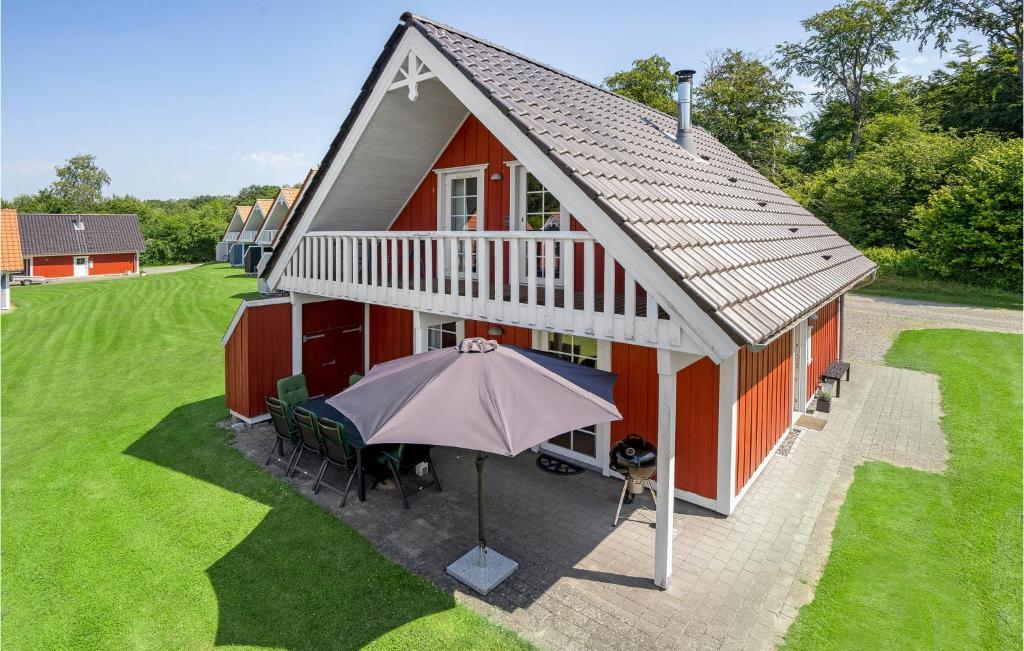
[843,293,1022,363]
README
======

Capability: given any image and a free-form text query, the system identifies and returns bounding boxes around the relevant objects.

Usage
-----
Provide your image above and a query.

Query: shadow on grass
[125,397,466,649]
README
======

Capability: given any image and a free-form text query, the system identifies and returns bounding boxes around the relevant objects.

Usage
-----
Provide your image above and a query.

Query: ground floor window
[427,321,458,350]
[546,333,598,458]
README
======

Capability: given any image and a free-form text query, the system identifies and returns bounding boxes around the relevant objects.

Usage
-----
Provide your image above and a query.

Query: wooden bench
[820,361,851,398]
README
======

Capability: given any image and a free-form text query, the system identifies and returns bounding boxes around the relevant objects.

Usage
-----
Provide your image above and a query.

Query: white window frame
[434,164,487,232]
[534,331,612,471]
[507,161,570,286]
[426,320,463,351]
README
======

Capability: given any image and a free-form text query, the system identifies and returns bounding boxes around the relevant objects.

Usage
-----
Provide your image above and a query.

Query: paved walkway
[233,363,944,649]
[844,294,1021,363]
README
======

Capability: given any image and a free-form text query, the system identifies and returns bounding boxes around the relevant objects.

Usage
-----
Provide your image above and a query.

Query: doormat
[795,414,828,431]
[536,454,585,476]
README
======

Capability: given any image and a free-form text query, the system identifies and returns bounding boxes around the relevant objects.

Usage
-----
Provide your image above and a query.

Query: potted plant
[814,388,833,413]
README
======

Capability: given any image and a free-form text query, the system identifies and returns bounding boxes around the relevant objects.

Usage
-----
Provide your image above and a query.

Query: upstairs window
[72,219,85,231]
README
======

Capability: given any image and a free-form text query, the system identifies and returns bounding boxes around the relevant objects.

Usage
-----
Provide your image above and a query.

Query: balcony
[258,229,278,245]
[239,232,257,243]
[277,231,689,349]
[223,232,240,242]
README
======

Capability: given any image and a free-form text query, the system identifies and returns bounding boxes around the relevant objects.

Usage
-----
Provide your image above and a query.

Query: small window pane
[526,192,543,214]
[452,177,465,195]
[527,172,543,192]
[465,196,477,217]
[465,177,477,195]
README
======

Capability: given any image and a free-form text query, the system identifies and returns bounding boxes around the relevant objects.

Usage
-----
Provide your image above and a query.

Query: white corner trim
[717,351,740,515]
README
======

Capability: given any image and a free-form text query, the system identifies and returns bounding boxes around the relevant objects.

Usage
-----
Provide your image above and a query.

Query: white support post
[655,348,679,589]
[412,310,428,354]
[717,351,740,515]
[291,294,304,375]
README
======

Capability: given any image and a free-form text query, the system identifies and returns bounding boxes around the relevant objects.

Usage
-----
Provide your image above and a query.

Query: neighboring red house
[17,213,144,279]
[223,14,875,588]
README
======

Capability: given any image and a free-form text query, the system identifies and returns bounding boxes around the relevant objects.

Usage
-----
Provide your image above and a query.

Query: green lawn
[855,274,1023,310]
[785,329,1023,649]
[1,264,528,649]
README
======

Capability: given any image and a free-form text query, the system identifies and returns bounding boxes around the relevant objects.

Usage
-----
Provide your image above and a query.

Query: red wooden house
[17,213,144,279]
[223,14,875,587]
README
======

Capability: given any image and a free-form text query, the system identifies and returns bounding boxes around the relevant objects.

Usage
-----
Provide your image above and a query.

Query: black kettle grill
[609,434,658,526]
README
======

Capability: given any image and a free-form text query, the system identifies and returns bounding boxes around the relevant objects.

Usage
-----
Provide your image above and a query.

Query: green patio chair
[348,373,363,387]
[376,444,442,509]
[316,417,359,507]
[277,374,309,420]
[290,406,328,493]
[265,396,301,473]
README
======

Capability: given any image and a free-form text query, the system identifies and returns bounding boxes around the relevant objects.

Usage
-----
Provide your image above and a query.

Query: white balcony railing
[279,231,684,348]
[258,229,278,244]
[223,232,240,242]
[239,232,257,243]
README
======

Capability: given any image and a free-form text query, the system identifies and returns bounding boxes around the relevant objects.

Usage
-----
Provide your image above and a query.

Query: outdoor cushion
[277,374,309,411]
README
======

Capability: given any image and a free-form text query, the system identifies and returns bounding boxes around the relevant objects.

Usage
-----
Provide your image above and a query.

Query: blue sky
[2,1,969,199]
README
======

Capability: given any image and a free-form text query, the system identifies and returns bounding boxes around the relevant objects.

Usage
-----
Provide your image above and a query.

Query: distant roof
[17,213,145,257]
[1,209,24,272]
[403,14,876,345]
[237,205,253,222]
[280,187,300,206]
[254,199,273,216]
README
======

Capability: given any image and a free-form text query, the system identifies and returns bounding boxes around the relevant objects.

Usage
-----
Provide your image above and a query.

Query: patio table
[300,397,372,503]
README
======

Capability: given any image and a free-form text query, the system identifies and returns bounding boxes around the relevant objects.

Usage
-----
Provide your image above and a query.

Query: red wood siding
[610,343,719,499]
[464,320,533,346]
[90,253,136,275]
[388,115,628,296]
[807,298,841,400]
[29,253,136,278]
[368,305,413,367]
[224,303,292,419]
[735,335,793,494]
[30,256,73,278]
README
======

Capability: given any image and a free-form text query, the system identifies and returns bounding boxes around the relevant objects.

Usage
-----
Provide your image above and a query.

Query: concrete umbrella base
[447,546,518,595]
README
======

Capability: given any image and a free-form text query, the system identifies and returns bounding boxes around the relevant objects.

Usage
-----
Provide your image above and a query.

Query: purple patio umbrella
[327,337,621,593]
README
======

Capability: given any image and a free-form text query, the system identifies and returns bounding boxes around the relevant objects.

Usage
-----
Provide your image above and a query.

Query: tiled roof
[270,168,318,249]
[254,199,273,216]
[406,14,876,345]
[17,213,145,257]
[280,187,301,206]
[238,205,253,222]
[1,209,24,272]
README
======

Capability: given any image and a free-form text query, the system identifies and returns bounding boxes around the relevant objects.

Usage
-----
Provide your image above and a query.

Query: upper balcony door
[436,164,486,280]
[509,163,568,287]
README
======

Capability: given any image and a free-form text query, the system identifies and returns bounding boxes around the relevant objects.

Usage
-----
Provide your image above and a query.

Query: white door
[73,256,89,277]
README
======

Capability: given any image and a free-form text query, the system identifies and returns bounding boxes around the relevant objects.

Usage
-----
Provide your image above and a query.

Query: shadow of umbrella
[124,398,486,649]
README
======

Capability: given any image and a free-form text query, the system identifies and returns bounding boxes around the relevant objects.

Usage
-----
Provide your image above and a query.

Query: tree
[792,114,996,247]
[907,0,1024,85]
[48,154,111,209]
[233,184,281,206]
[910,138,1023,290]
[603,55,678,115]
[919,40,1022,136]
[777,0,911,159]
[693,50,802,177]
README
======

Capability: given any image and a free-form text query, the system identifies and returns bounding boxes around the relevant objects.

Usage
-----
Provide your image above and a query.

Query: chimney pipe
[675,69,696,154]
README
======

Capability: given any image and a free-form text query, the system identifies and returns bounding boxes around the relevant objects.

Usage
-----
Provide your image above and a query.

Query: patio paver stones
[232,362,943,649]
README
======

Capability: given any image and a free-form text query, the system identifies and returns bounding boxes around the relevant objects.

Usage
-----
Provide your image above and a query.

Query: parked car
[12,275,47,286]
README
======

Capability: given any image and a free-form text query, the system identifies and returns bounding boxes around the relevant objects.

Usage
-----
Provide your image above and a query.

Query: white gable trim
[266,28,737,361]
[267,29,420,290]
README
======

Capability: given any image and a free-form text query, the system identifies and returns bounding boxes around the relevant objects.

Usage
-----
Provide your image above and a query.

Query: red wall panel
[30,256,73,278]
[90,253,136,275]
[368,305,413,367]
[610,343,719,499]
[464,320,533,346]
[806,298,841,400]
[224,302,292,419]
[735,334,793,494]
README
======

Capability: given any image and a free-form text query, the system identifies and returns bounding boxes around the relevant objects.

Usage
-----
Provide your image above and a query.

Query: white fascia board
[221,295,291,347]
[266,29,419,289]
[408,30,737,363]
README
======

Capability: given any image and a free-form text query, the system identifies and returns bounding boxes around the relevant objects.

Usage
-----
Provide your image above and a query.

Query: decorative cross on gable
[388,50,435,102]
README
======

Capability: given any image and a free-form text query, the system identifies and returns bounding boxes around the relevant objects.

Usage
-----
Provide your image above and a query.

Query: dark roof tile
[17,214,145,257]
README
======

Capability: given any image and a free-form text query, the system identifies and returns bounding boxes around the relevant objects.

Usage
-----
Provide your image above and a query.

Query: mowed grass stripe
[2,264,530,650]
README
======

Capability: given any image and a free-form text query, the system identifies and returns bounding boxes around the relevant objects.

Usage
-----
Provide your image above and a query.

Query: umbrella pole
[476,450,487,567]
